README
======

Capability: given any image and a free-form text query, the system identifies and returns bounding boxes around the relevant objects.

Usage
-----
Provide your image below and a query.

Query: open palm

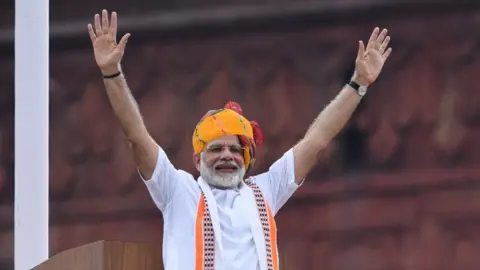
[354,27,392,86]
[87,10,130,74]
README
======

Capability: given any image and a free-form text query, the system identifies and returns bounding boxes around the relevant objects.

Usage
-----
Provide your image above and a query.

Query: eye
[229,146,243,154]
[208,146,223,153]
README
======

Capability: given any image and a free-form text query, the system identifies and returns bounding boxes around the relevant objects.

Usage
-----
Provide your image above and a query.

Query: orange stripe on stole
[266,203,279,270]
[195,195,205,270]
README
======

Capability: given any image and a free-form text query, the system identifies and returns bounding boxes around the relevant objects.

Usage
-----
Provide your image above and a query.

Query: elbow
[125,127,150,144]
[294,137,330,165]
[302,136,330,152]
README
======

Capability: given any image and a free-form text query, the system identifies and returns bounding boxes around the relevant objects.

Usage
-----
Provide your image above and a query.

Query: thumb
[117,33,131,51]
[357,40,365,60]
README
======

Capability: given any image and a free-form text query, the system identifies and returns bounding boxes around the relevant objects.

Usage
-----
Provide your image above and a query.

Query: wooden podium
[32,241,163,270]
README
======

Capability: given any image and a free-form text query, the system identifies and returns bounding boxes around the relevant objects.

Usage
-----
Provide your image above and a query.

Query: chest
[213,189,254,233]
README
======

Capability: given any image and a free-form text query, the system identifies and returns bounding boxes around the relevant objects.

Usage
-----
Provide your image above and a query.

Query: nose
[219,147,234,160]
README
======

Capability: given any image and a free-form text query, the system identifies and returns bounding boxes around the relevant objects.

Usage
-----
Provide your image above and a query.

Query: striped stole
[195,181,279,270]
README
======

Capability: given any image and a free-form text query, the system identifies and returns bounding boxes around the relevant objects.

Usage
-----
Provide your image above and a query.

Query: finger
[375,29,388,50]
[379,36,390,54]
[109,11,118,40]
[94,14,103,36]
[357,40,365,60]
[383,47,392,60]
[87,24,96,43]
[102,9,110,34]
[117,33,131,51]
[366,27,380,50]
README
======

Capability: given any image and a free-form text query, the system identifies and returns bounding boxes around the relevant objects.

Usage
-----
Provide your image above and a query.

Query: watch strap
[348,80,360,91]
[347,80,367,96]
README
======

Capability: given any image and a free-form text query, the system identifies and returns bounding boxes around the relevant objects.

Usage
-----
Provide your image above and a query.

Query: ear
[192,153,201,172]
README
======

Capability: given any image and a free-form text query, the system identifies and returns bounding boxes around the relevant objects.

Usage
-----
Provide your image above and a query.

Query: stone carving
[0,8,479,212]
[432,74,467,165]
[0,7,479,270]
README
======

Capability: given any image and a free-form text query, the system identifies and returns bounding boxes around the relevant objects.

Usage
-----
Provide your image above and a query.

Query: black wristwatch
[348,80,368,97]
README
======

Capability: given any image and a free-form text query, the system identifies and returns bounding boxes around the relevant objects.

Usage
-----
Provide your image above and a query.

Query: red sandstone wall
[0,5,479,270]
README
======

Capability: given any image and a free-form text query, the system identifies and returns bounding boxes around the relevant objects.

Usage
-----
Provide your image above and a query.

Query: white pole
[14,0,49,267]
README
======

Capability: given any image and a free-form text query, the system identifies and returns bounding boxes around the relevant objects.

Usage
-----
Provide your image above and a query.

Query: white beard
[200,157,245,189]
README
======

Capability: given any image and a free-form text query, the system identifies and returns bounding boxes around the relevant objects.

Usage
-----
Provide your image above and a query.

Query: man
[87,9,392,270]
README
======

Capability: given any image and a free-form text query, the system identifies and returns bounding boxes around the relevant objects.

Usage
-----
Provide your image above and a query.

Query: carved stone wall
[0,6,479,270]
[1,0,474,29]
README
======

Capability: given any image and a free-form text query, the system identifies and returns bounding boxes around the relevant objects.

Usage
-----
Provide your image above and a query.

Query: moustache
[213,161,240,171]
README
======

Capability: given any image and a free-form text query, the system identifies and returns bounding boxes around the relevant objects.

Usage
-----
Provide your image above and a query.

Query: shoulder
[164,173,203,212]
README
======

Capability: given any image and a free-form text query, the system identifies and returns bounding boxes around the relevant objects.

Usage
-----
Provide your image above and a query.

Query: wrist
[101,65,121,77]
[350,72,369,87]
[347,75,368,97]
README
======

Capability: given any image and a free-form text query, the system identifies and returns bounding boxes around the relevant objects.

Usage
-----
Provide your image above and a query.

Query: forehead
[207,135,240,146]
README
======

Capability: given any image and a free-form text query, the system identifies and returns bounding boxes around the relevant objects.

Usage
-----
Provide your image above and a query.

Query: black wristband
[103,71,121,79]
[348,80,360,91]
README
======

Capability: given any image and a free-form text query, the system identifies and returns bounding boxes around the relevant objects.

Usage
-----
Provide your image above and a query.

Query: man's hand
[353,27,392,86]
[87,10,130,75]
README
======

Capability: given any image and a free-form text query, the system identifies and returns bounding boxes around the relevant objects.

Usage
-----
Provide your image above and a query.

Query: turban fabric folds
[192,101,264,174]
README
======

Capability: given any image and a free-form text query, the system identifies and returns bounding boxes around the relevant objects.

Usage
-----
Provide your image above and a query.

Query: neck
[208,181,241,190]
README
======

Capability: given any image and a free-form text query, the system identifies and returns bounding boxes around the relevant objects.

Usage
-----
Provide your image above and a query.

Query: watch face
[358,86,367,96]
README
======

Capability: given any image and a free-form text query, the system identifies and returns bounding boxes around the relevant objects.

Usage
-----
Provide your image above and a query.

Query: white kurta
[142,146,302,270]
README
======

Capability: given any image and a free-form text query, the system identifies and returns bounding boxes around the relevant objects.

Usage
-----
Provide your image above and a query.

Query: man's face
[195,135,245,189]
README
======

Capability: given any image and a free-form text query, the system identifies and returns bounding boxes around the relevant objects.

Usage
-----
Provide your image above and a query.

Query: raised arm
[87,10,158,179]
[292,27,392,183]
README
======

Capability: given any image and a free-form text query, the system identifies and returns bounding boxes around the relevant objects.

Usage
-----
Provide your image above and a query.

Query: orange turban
[192,101,264,173]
